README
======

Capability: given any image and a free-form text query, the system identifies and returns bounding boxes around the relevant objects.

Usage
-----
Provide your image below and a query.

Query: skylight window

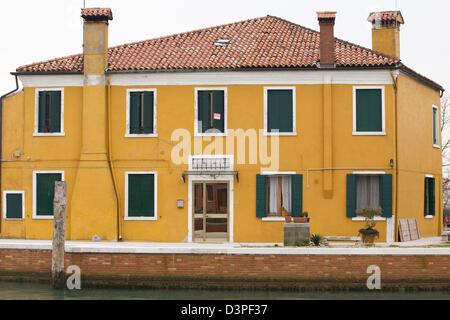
[214,39,230,46]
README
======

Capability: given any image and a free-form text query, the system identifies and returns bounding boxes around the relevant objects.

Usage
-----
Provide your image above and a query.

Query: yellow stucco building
[0,9,444,244]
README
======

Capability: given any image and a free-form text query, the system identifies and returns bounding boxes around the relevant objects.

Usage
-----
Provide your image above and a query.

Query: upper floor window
[126,89,157,137]
[432,105,440,148]
[353,87,385,135]
[264,87,296,136]
[34,89,64,136]
[195,88,227,136]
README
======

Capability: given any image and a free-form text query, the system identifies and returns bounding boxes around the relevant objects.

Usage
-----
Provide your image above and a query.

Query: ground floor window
[125,172,157,220]
[356,175,381,215]
[424,176,435,216]
[3,191,25,220]
[33,171,63,218]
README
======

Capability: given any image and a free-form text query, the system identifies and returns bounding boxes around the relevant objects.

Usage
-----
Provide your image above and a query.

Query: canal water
[0,281,449,300]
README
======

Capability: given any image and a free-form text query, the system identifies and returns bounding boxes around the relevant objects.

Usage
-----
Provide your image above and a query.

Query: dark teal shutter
[6,194,22,219]
[36,173,62,216]
[381,174,393,218]
[129,92,141,134]
[38,92,47,133]
[291,174,303,217]
[198,91,210,133]
[143,92,154,134]
[346,174,357,217]
[49,91,61,133]
[212,91,225,133]
[429,178,435,216]
[268,90,293,133]
[356,89,382,132]
[256,175,267,218]
[128,174,154,217]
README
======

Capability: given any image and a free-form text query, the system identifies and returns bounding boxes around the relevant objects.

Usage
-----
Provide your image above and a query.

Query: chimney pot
[317,11,337,68]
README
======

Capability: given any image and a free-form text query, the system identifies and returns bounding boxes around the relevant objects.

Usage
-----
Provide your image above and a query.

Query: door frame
[188,174,234,243]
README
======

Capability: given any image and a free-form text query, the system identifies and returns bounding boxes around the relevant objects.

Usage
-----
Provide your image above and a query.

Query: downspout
[390,70,399,242]
[106,75,122,241]
[0,74,20,234]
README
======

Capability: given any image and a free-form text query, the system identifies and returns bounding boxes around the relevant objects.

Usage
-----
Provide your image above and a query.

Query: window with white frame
[195,88,227,136]
[3,191,25,220]
[125,172,157,220]
[353,86,385,135]
[264,87,296,135]
[126,89,157,137]
[33,171,64,219]
[356,175,382,215]
[432,105,440,147]
[34,89,64,136]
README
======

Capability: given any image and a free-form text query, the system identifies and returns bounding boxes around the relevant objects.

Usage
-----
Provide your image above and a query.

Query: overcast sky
[0,0,449,96]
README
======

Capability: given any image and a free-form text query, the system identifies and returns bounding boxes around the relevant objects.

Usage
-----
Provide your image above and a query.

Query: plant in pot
[357,207,381,245]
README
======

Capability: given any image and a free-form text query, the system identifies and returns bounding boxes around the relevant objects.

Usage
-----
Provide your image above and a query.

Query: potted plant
[357,207,381,244]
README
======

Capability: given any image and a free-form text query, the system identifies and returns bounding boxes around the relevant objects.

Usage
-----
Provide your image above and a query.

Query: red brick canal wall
[0,249,449,290]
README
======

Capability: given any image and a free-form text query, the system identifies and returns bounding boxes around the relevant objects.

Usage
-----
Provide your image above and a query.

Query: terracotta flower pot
[285,216,292,222]
[293,217,308,223]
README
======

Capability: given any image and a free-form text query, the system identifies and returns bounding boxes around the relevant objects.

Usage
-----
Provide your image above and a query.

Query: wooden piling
[51,181,67,289]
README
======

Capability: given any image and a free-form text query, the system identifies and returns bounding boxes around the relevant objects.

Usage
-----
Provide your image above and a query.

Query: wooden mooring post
[52,181,67,289]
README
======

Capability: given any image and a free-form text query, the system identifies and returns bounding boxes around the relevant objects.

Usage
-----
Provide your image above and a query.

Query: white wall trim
[124,171,158,221]
[352,86,386,135]
[3,191,25,220]
[260,171,297,175]
[425,174,434,178]
[425,215,434,219]
[352,171,386,175]
[125,89,158,138]
[32,171,65,220]
[34,88,65,136]
[263,86,296,136]
[194,87,228,137]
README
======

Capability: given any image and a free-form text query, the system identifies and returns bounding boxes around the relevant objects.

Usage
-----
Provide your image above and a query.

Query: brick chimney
[367,11,404,59]
[317,11,337,68]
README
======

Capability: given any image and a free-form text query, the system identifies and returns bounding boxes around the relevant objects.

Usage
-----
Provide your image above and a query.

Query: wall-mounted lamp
[177,200,184,209]
[390,159,394,168]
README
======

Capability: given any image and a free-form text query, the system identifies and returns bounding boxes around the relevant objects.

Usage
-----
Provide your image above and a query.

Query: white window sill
[352,132,386,136]
[3,218,24,221]
[194,132,228,137]
[263,132,297,137]
[352,217,386,221]
[32,216,54,220]
[125,217,158,221]
[433,144,441,149]
[33,133,65,137]
[125,134,158,138]
[425,215,434,219]
[262,217,285,222]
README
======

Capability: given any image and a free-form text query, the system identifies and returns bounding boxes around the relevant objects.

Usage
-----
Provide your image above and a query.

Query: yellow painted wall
[0,74,441,243]
[396,73,443,238]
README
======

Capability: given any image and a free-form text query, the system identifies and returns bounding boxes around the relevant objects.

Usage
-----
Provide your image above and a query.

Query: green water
[0,281,449,300]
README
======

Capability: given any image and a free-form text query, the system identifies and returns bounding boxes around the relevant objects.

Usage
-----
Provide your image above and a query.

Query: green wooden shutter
[128,174,154,217]
[424,178,429,215]
[356,89,382,132]
[256,175,267,218]
[429,178,435,216]
[6,193,22,219]
[36,173,62,216]
[38,92,47,133]
[143,92,154,134]
[212,91,225,133]
[381,174,393,218]
[268,90,293,133]
[291,174,303,217]
[198,91,210,133]
[346,174,357,217]
[49,91,61,133]
[129,92,141,134]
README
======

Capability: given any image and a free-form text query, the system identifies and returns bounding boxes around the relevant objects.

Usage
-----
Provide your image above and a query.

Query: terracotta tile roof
[81,8,113,21]
[16,15,399,73]
[317,11,337,20]
[367,11,404,24]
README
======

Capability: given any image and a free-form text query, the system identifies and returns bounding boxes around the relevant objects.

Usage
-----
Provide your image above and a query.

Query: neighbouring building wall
[396,73,443,238]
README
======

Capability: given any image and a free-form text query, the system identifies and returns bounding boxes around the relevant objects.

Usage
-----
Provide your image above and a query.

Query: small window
[266,176,292,216]
[34,172,63,218]
[196,89,226,135]
[355,175,382,215]
[265,88,295,134]
[3,191,24,220]
[127,90,156,136]
[432,105,439,147]
[126,172,157,220]
[35,89,63,135]
[424,177,435,216]
[207,185,214,202]
[354,87,384,134]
